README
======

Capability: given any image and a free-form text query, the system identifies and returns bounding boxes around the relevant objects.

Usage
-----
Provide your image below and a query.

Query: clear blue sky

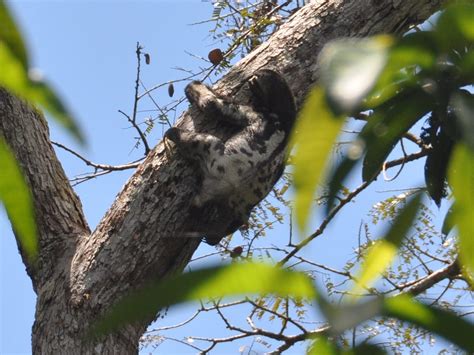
[0,2,455,354]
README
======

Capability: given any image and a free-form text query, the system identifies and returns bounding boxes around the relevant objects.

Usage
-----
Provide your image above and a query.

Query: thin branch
[270,327,330,354]
[402,238,451,265]
[52,141,142,172]
[138,73,200,99]
[70,170,114,186]
[278,180,371,266]
[160,336,203,352]
[119,42,151,155]
[189,2,259,26]
[139,81,172,127]
[193,333,249,354]
[291,256,354,279]
[429,280,452,306]
[246,299,308,334]
[383,139,408,181]
[146,309,201,332]
[384,148,429,171]
[223,0,293,59]
[403,132,425,148]
[403,239,434,275]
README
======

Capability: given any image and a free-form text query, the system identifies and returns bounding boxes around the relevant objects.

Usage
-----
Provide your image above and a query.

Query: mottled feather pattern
[165,69,296,245]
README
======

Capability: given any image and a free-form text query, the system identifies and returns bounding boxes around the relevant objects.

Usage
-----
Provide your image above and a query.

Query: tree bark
[0,0,446,353]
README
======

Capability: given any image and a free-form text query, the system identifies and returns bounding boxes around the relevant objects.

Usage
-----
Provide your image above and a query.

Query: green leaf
[435,4,474,51]
[291,87,345,231]
[352,194,421,294]
[362,89,433,182]
[449,144,474,279]
[424,127,455,206]
[389,32,438,70]
[0,138,37,260]
[325,155,359,214]
[92,263,317,335]
[319,36,393,114]
[352,344,388,355]
[307,336,387,355]
[0,41,84,144]
[451,90,474,152]
[383,295,474,353]
[459,49,474,80]
[346,344,387,355]
[307,336,339,355]
[0,0,29,69]
[0,41,29,92]
[325,297,383,334]
[441,207,454,236]
[366,32,438,108]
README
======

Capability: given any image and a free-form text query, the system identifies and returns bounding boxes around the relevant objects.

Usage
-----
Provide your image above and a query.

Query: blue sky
[0,1,457,354]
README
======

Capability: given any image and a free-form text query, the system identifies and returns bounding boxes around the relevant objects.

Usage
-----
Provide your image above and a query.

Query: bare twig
[70,170,115,186]
[119,42,151,155]
[246,299,308,334]
[383,148,429,170]
[278,180,371,266]
[139,81,172,127]
[223,0,292,60]
[146,310,202,332]
[52,141,142,172]
[383,139,408,181]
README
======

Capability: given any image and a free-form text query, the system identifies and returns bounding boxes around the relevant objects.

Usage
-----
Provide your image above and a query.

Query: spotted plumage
[165,69,296,245]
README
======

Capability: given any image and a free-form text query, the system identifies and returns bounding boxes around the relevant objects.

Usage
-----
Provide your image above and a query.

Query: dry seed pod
[168,83,174,97]
[230,246,243,258]
[208,48,224,65]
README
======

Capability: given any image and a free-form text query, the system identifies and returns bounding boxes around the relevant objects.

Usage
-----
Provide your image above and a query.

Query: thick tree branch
[405,259,461,296]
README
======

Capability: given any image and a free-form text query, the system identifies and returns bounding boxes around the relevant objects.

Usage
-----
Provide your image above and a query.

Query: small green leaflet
[91,262,317,336]
[0,138,37,260]
[291,87,345,231]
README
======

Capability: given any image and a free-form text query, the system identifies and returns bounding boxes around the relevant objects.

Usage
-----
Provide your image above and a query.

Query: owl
[165,69,296,245]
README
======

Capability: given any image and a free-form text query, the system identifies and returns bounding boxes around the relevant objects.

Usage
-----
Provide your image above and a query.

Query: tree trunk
[0,0,446,353]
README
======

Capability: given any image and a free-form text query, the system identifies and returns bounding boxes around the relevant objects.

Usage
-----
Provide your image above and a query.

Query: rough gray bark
[0,0,446,353]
